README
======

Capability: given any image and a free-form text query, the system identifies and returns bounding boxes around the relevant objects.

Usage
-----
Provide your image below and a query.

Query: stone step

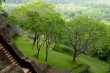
[22,68,31,73]
[6,52,10,56]
[9,56,14,60]
[4,50,8,53]
[15,63,20,67]
[10,59,16,62]
[27,71,32,73]
[0,43,32,73]
[0,46,4,49]
[12,61,18,65]
[2,48,6,51]
[6,54,12,58]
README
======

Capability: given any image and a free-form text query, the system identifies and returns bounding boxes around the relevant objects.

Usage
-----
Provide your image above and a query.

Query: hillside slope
[15,36,110,73]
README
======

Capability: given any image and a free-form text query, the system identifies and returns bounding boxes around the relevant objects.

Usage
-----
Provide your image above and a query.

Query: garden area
[0,0,110,73]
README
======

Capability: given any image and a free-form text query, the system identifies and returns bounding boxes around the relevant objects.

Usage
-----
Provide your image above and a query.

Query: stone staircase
[0,43,31,73]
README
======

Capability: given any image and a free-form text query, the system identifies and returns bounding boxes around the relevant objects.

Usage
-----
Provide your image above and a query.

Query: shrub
[90,48,110,63]
[53,45,73,56]
[0,6,5,12]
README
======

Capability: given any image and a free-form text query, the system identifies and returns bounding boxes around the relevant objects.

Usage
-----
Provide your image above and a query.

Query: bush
[90,48,110,63]
[0,6,5,12]
[53,45,73,56]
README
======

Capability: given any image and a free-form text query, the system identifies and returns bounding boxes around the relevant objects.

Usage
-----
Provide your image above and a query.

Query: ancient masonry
[0,25,43,73]
[0,12,42,73]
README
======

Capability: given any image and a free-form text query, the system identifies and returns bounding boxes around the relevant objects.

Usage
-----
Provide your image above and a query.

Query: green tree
[90,25,110,63]
[41,13,64,61]
[16,9,43,59]
[14,1,57,59]
[25,10,43,59]
[63,16,107,61]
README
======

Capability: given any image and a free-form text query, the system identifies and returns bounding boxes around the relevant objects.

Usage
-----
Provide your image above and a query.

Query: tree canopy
[63,16,107,61]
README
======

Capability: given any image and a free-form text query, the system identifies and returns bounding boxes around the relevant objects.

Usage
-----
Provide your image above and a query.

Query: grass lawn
[78,54,110,73]
[15,36,110,73]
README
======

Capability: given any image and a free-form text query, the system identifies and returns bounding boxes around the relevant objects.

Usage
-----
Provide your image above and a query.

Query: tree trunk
[36,48,40,59]
[32,34,37,50]
[45,46,48,62]
[73,50,77,62]
[36,37,40,59]
[36,37,39,50]
[32,39,36,50]
[32,33,41,59]
[45,38,48,62]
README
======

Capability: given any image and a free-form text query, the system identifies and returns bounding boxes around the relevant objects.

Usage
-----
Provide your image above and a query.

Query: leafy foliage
[3,0,110,72]
[90,26,110,64]
[0,6,5,12]
[63,16,107,61]
[11,1,65,61]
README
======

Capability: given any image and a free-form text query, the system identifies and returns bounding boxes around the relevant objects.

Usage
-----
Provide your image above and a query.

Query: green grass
[78,54,110,73]
[15,36,110,73]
